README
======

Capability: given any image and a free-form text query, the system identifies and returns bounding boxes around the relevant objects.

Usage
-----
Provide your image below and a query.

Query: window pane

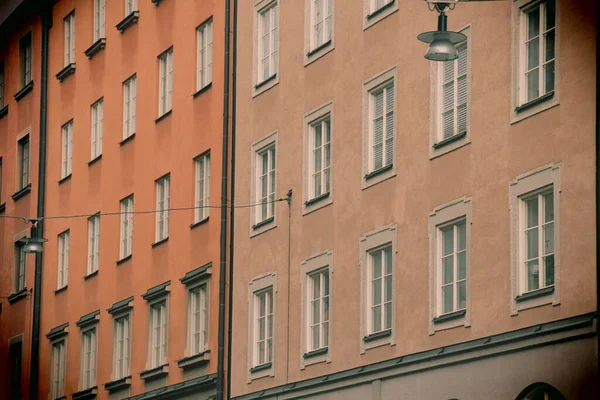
[312,325,320,349]
[545,29,555,62]
[384,302,392,330]
[544,254,555,286]
[527,68,540,101]
[543,222,554,255]
[384,247,392,275]
[527,259,540,291]
[544,192,554,222]
[442,256,453,284]
[457,251,466,280]
[527,37,539,70]
[544,60,555,94]
[457,222,466,251]
[372,251,382,279]
[457,280,466,310]
[526,197,539,228]
[372,278,381,306]
[442,226,453,256]
[372,305,381,332]
[546,0,555,30]
[527,7,540,40]
[526,228,539,260]
[442,285,453,314]
[384,274,392,302]
[312,300,320,324]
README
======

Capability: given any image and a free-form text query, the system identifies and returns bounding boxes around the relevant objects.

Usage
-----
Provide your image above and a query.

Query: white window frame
[428,198,471,334]
[50,339,67,399]
[20,33,32,86]
[194,152,210,224]
[90,98,103,160]
[61,121,73,179]
[197,19,213,91]
[87,215,100,275]
[125,0,138,15]
[64,12,75,67]
[359,225,396,353]
[57,230,70,290]
[250,131,278,237]
[147,299,168,369]
[362,0,398,30]
[93,0,106,41]
[511,0,560,123]
[362,67,396,189]
[155,174,170,242]
[158,48,173,117]
[510,164,561,315]
[252,0,279,97]
[123,75,137,140]
[14,241,26,292]
[112,313,131,381]
[119,195,134,260]
[79,326,97,390]
[247,273,276,381]
[186,282,209,356]
[17,134,30,190]
[300,251,332,369]
[303,0,334,65]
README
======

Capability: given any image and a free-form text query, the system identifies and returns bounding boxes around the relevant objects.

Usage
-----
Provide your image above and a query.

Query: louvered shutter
[98,101,103,153]
[167,52,173,110]
[161,304,167,363]
[457,45,468,134]
[68,124,73,174]
[207,22,213,83]
[64,20,70,66]
[442,59,455,139]
[372,90,384,170]
[70,16,75,64]
[385,85,394,167]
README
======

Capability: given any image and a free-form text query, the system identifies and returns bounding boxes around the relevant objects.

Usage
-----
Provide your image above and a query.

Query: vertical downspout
[216,0,231,398]
[29,2,50,399]
[226,0,238,398]
[595,0,599,383]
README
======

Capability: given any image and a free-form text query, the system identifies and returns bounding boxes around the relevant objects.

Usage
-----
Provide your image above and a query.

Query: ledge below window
[14,81,33,101]
[366,0,396,19]
[306,40,332,58]
[249,362,272,374]
[0,202,6,213]
[116,254,132,266]
[433,131,467,150]
[515,286,555,302]
[54,285,68,295]
[84,270,99,280]
[177,350,210,369]
[72,386,97,400]
[432,309,466,324]
[12,184,31,201]
[0,105,8,119]
[252,216,274,231]
[364,164,393,181]
[151,0,162,5]
[58,174,72,185]
[363,329,391,343]
[304,192,330,207]
[155,109,172,123]
[515,91,555,113]
[7,288,29,304]
[116,11,139,33]
[104,376,131,392]
[84,38,106,59]
[88,154,102,166]
[193,82,212,98]
[151,237,169,248]
[254,74,277,90]
[140,364,169,381]
[303,347,328,359]
[56,63,76,82]
[190,217,209,230]
[119,133,136,146]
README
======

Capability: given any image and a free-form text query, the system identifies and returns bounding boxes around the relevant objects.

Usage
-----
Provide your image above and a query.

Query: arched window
[517,383,566,400]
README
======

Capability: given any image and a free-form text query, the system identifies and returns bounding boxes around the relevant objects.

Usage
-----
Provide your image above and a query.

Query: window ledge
[103,376,131,392]
[54,285,68,295]
[366,0,396,19]
[303,347,328,359]
[254,74,277,90]
[71,386,97,400]
[119,133,136,146]
[364,164,393,180]
[0,202,6,213]
[151,0,162,6]
[306,40,332,58]
[155,109,172,123]
[116,254,132,266]
[304,192,330,207]
[363,329,392,343]
[0,105,8,119]
[515,91,555,113]
[249,362,272,374]
[433,131,467,150]
[84,38,106,59]
[12,184,31,201]
[14,81,33,101]
[140,364,169,381]
[177,350,211,369]
[515,286,555,302]
[52,397,66,400]
[116,11,139,33]
[56,63,76,82]
[252,216,274,230]
[193,82,213,98]
[432,309,466,324]
[7,288,29,304]
[88,154,102,166]
[151,237,169,248]
[84,270,98,280]
[190,217,209,230]
[58,174,72,185]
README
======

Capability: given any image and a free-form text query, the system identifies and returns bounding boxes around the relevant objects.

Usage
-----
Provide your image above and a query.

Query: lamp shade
[417,30,467,61]
[21,237,48,254]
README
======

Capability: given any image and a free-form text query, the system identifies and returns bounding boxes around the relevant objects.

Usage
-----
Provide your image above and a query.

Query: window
[0,158,3,202]
[19,33,32,87]
[439,222,467,315]
[368,246,392,335]
[64,13,75,66]
[363,0,398,30]
[308,269,329,351]
[51,340,67,399]
[17,135,29,190]
[155,175,170,242]
[93,0,106,41]
[149,301,167,368]
[247,273,276,379]
[158,49,173,117]
[123,75,137,140]
[80,328,97,389]
[120,196,134,259]
[113,315,130,380]
[0,62,5,108]
[197,19,213,91]
[91,99,103,160]
[254,289,273,367]
[8,340,22,399]
[125,0,138,15]
[187,284,208,355]
[256,146,275,224]
[87,215,100,275]
[309,0,333,51]
[370,0,393,13]
[58,231,70,289]
[510,164,560,314]
[257,2,278,83]
[15,242,26,292]
[439,43,467,142]
[61,121,73,179]
[194,153,210,223]
[308,117,331,201]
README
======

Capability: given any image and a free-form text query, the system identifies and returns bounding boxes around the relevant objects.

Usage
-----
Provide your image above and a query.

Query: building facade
[230,0,598,399]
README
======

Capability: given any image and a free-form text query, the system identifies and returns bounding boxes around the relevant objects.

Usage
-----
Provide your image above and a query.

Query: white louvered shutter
[167,52,173,111]
[442,59,455,140]
[457,45,468,134]
[385,85,394,167]
[372,90,384,171]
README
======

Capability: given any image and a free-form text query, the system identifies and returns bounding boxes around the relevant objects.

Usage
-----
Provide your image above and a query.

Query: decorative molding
[116,11,139,33]
[76,310,100,328]
[14,81,33,101]
[180,263,212,285]
[107,296,134,315]
[56,63,76,82]
[84,38,106,59]
[142,281,171,301]
[46,322,69,340]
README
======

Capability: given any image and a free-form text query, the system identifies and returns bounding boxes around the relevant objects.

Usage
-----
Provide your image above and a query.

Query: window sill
[151,237,169,248]
[84,38,106,59]
[88,154,102,166]
[363,329,392,343]
[116,11,139,33]
[151,0,162,5]
[515,91,555,113]
[366,0,396,20]
[0,105,8,119]
[190,217,209,230]
[58,174,72,185]
[254,74,277,90]
[52,397,66,400]
[306,40,332,58]
[0,202,5,213]
[433,131,467,150]
[14,81,33,101]
[193,82,212,98]
[515,286,555,302]
[177,349,211,369]
[56,63,76,82]
[12,184,31,201]
[7,288,29,304]
[155,109,172,123]
[140,364,169,381]
[71,386,97,400]
[84,270,98,280]
[303,347,328,359]
[249,362,272,374]
[119,133,136,146]
[364,164,393,180]
[432,309,466,324]
[54,285,68,295]
[252,216,274,230]
[304,192,330,207]
[116,254,132,266]
[104,376,131,392]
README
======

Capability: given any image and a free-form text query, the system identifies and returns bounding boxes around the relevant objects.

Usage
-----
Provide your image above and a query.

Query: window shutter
[207,22,213,83]
[161,305,167,363]
[101,0,106,37]
[167,52,173,110]
[131,78,137,133]
[271,7,278,75]
[70,16,75,64]
[385,85,394,166]
[98,101,103,153]
[373,90,384,170]
[64,20,69,66]
[457,45,468,134]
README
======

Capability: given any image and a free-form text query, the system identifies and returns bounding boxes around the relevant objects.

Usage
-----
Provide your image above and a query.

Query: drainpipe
[216,0,232,398]
[29,2,50,399]
[596,0,599,385]
[226,0,238,399]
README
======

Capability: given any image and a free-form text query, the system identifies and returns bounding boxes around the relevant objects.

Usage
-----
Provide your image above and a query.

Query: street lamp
[21,237,49,254]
